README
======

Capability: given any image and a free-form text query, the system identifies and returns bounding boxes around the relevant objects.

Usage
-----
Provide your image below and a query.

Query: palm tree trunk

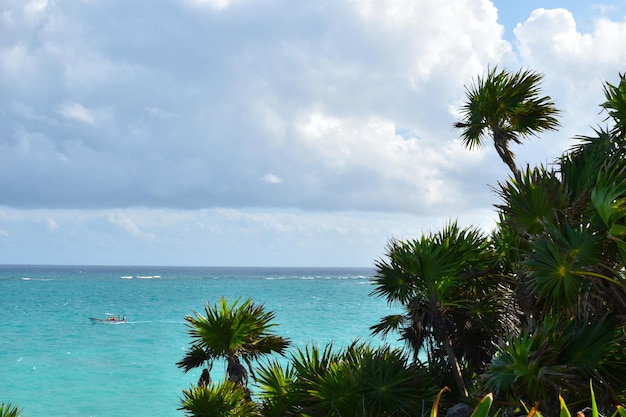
[226,356,249,387]
[441,330,468,398]
[494,139,521,183]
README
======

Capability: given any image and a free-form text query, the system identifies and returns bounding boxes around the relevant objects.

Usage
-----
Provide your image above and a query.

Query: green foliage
[370,221,515,397]
[180,381,259,417]
[255,360,301,417]
[470,393,494,417]
[495,166,568,236]
[454,66,560,180]
[177,297,290,386]
[523,222,602,315]
[484,316,626,414]
[278,342,437,417]
[431,380,626,417]
[601,72,626,139]
[0,403,22,417]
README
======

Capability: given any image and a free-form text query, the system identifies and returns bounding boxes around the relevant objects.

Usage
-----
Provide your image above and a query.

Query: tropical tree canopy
[483,72,626,414]
[369,222,516,398]
[454,67,560,182]
[177,297,290,387]
[371,71,626,414]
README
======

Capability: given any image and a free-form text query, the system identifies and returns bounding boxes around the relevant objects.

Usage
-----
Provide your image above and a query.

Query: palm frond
[523,221,602,315]
[495,166,568,235]
[0,403,23,417]
[600,72,626,139]
[177,344,214,373]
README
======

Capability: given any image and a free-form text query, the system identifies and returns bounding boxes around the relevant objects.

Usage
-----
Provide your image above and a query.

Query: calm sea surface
[0,265,401,417]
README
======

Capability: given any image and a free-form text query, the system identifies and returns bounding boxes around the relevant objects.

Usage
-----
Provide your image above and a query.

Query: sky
[1,0,625,267]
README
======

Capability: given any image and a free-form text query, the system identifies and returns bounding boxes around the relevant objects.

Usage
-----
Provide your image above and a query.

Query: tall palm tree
[369,222,515,398]
[454,67,561,182]
[177,297,290,389]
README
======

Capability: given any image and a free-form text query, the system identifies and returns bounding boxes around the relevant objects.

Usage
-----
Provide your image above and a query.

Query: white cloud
[263,173,283,184]
[0,1,624,266]
[145,107,176,119]
[515,8,626,72]
[24,0,48,17]
[188,0,239,10]
[1,44,33,81]
[58,101,96,125]
[0,206,487,266]
[294,111,482,209]
[47,218,58,232]
[108,212,155,241]
[510,7,626,163]
[348,0,511,85]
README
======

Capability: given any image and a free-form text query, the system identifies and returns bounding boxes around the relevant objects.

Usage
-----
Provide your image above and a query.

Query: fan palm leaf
[177,344,214,373]
[485,316,626,414]
[255,360,302,417]
[523,222,603,316]
[600,72,626,139]
[591,159,626,265]
[495,166,568,236]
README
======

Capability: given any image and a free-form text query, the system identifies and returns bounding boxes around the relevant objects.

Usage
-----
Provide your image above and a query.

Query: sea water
[0,265,402,417]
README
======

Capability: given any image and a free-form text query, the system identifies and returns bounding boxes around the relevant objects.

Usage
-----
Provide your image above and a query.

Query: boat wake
[119,275,162,279]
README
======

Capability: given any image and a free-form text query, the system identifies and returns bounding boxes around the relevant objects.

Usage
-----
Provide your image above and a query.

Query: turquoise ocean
[0,265,401,417]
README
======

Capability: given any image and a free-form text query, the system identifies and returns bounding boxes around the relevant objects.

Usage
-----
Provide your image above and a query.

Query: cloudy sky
[1,0,625,267]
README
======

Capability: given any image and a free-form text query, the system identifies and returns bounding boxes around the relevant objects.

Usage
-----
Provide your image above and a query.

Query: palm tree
[177,297,290,389]
[369,222,515,398]
[454,67,561,182]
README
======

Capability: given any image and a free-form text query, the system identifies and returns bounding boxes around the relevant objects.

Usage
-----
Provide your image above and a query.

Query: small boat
[89,314,126,324]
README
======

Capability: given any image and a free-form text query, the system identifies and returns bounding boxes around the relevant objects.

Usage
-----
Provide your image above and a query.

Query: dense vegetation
[372,69,626,415]
[174,70,626,417]
[3,71,623,417]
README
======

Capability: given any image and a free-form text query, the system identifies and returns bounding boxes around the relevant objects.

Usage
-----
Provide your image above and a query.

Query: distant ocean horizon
[0,264,401,417]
